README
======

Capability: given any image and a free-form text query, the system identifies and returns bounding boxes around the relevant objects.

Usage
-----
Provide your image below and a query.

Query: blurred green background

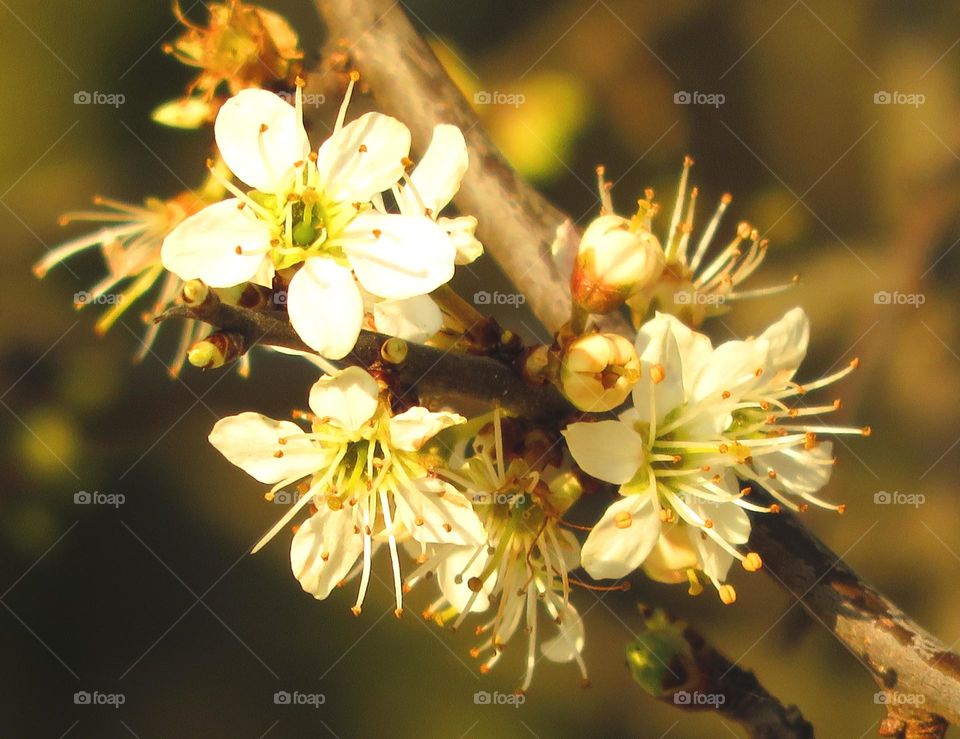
[2,1,960,736]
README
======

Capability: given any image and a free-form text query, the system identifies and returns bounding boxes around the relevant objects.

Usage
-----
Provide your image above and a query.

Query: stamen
[689,193,732,273]
[379,491,404,617]
[335,70,360,133]
[596,165,613,214]
[666,156,694,260]
[352,503,374,616]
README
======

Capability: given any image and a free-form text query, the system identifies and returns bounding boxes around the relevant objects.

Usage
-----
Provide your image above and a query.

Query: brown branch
[313,0,572,333]
[683,633,813,739]
[629,606,813,738]
[309,0,960,734]
[749,496,958,736]
[158,296,571,423]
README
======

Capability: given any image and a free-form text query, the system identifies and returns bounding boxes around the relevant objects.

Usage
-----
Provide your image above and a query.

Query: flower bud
[181,279,210,308]
[626,608,699,698]
[560,333,640,411]
[380,337,409,365]
[188,331,245,369]
[571,215,665,314]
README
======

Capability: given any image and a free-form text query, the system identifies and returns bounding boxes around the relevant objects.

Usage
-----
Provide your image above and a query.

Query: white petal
[342,212,455,300]
[251,260,277,289]
[438,216,484,265]
[691,533,735,583]
[711,502,752,546]
[753,442,834,495]
[682,485,750,583]
[307,366,379,432]
[757,307,809,384]
[394,478,486,546]
[541,601,585,663]
[642,524,700,583]
[686,485,751,546]
[215,89,307,191]
[553,528,582,573]
[562,420,645,485]
[388,407,465,451]
[161,199,271,287]
[656,312,714,389]
[316,112,411,203]
[494,580,526,645]
[373,295,443,343]
[268,345,333,372]
[290,506,364,600]
[436,544,491,613]
[631,315,686,424]
[400,124,468,215]
[581,494,661,580]
[691,337,767,406]
[208,412,325,484]
[287,258,364,358]
[550,219,580,282]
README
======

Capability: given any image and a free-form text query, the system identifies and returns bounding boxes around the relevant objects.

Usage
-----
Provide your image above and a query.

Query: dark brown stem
[696,648,813,738]
[157,299,571,422]
[646,608,814,738]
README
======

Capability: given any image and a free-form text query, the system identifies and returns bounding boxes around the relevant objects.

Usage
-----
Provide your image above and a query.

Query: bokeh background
[2,1,960,736]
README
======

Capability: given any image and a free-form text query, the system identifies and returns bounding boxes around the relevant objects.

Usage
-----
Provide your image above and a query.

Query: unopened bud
[187,331,244,369]
[188,341,223,369]
[380,337,408,364]
[181,279,210,308]
[150,98,215,130]
[571,215,665,314]
[521,345,552,384]
[560,333,640,411]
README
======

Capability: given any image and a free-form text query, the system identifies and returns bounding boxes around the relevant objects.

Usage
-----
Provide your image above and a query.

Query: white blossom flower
[563,308,865,602]
[161,76,458,358]
[208,366,485,616]
[406,411,588,690]
[34,189,226,375]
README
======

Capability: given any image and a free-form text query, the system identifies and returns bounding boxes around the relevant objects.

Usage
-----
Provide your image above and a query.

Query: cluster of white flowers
[36,0,868,694]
